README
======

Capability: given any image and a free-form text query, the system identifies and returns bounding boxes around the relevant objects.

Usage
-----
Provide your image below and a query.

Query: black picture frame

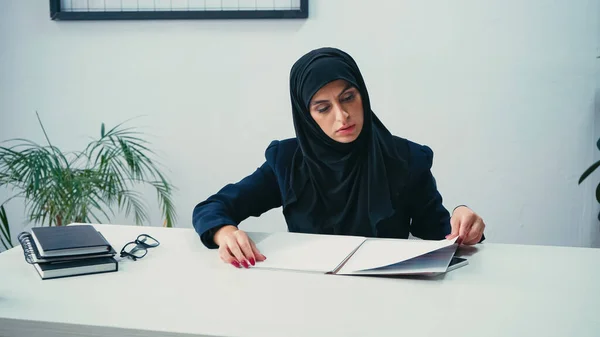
[49,0,308,20]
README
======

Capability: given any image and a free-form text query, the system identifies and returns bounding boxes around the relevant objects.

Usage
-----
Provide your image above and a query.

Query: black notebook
[29,225,112,257]
[33,256,119,280]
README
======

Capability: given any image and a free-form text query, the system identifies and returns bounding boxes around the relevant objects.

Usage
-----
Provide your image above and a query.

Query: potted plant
[579,138,600,221]
[0,113,177,250]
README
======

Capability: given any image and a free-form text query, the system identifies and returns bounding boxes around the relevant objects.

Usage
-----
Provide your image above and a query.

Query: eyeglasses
[120,234,160,261]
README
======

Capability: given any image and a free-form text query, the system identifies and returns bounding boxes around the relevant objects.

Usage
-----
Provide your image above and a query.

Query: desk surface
[1,224,599,337]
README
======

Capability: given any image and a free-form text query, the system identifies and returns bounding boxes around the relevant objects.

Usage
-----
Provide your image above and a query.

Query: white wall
[1,0,598,249]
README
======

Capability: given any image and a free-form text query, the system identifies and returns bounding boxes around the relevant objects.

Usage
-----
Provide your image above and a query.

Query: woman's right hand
[213,225,267,268]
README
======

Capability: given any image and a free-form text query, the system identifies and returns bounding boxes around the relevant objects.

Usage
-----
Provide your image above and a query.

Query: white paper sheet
[336,237,458,274]
[252,232,366,273]
[338,244,459,275]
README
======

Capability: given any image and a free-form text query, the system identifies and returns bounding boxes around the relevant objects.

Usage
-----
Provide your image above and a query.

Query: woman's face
[308,79,364,143]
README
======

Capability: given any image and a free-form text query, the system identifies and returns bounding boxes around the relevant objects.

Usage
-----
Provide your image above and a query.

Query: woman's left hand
[446,206,485,245]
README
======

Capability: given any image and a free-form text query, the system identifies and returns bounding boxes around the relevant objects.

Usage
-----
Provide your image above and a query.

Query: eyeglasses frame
[119,234,160,261]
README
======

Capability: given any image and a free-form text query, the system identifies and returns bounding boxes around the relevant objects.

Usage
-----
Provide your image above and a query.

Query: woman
[192,47,485,269]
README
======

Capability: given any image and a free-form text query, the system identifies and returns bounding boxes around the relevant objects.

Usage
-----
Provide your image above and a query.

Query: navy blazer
[192,136,463,249]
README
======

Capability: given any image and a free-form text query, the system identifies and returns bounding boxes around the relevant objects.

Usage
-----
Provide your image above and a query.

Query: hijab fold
[284,47,407,237]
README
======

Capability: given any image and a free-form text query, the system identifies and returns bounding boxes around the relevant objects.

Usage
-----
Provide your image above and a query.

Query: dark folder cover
[30,225,112,257]
[33,256,119,280]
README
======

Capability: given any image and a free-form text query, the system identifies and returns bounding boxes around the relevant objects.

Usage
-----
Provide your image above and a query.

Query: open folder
[253,232,460,276]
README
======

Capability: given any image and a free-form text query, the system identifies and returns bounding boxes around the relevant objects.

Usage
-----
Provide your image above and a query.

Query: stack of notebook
[18,224,118,280]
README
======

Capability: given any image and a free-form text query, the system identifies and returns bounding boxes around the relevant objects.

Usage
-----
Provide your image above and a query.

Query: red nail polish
[249,257,255,266]
[241,260,249,268]
[231,261,241,268]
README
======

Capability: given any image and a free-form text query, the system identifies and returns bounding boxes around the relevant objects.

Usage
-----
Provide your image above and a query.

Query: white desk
[1,224,599,337]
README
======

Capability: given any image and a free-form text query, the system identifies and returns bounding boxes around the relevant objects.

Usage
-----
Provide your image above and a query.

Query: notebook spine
[18,231,36,264]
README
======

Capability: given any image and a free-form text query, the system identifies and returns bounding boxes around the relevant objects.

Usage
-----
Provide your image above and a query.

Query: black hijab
[284,47,407,236]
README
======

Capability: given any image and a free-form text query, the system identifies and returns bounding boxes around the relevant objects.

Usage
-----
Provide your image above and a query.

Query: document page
[336,237,457,275]
[253,232,366,273]
[338,244,458,275]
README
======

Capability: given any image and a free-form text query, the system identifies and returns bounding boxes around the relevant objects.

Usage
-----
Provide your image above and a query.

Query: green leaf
[596,183,600,204]
[597,137,600,151]
[101,123,105,138]
[579,160,600,184]
[0,205,13,250]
